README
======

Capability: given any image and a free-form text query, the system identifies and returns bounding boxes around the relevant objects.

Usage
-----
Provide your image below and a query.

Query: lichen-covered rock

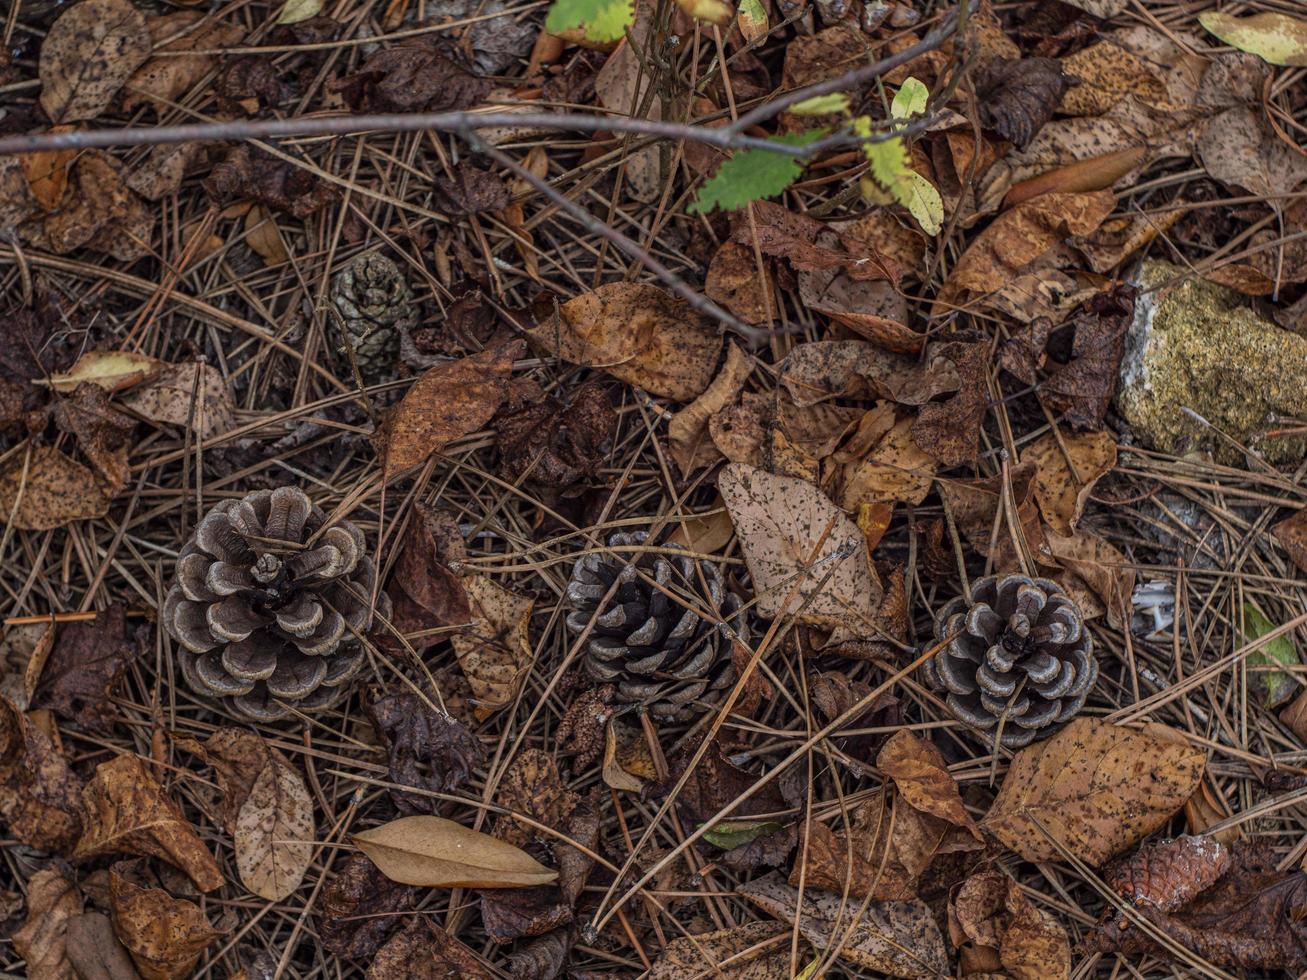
[1117,261,1307,464]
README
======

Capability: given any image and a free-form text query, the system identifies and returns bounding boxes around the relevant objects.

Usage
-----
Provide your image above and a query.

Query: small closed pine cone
[565,532,745,722]
[927,574,1096,748]
[163,486,389,722]
[329,252,414,383]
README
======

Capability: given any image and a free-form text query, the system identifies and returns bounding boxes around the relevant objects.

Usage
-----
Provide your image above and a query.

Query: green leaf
[860,124,944,236]
[737,0,768,42]
[700,819,784,850]
[790,93,850,116]
[891,76,929,120]
[545,0,635,42]
[688,130,824,214]
[1198,11,1307,67]
[1242,603,1300,708]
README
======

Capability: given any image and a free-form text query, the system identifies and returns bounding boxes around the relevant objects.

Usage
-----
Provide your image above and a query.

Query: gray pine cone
[565,532,745,722]
[329,252,414,383]
[163,486,389,722]
[927,574,1096,748]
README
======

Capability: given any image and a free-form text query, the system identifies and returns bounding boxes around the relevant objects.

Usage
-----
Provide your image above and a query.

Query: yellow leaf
[45,350,162,394]
[353,815,558,888]
[276,0,322,24]
[1199,10,1307,67]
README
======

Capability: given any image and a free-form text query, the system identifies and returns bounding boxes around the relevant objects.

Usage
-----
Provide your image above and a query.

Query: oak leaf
[980,717,1205,865]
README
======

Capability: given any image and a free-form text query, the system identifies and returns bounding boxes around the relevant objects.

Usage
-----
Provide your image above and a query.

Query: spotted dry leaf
[529,282,722,402]
[451,575,534,721]
[12,868,83,980]
[73,753,225,893]
[319,854,415,959]
[0,694,84,853]
[649,921,802,979]
[39,0,152,123]
[121,12,245,112]
[981,717,1205,866]
[120,361,236,441]
[368,916,495,980]
[739,872,948,978]
[0,445,110,530]
[109,862,222,980]
[704,242,775,326]
[719,462,882,636]
[949,871,1072,980]
[667,342,754,476]
[1021,429,1117,535]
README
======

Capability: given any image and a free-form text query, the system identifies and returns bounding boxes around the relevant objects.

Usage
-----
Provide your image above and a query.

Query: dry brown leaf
[733,202,902,283]
[529,283,722,401]
[1200,106,1307,204]
[109,863,222,980]
[0,445,111,530]
[667,342,753,476]
[450,574,534,721]
[352,814,558,889]
[39,0,152,123]
[1046,528,1135,629]
[649,921,800,979]
[367,915,495,980]
[22,150,153,262]
[879,729,981,839]
[73,754,225,893]
[667,502,736,555]
[376,340,521,480]
[244,205,290,266]
[319,854,416,959]
[739,872,948,978]
[125,142,205,201]
[1021,429,1117,535]
[602,717,657,793]
[718,463,882,637]
[1274,508,1307,575]
[799,267,919,354]
[0,695,84,854]
[64,911,142,980]
[779,341,958,408]
[46,351,161,394]
[949,871,1071,980]
[120,361,236,440]
[20,131,78,212]
[13,868,83,980]
[1059,41,1167,116]
[704,242,775,326]
[981,717,1205,865]
[937,462,1050,573]
[935,191,1115,316]
[122,12,245,112]
[835,412,937,508]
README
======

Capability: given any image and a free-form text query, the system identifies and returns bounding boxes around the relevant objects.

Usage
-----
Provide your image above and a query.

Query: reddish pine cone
[163,487,387,722]
[1104,835,1231,913]
[928,574,1097,748]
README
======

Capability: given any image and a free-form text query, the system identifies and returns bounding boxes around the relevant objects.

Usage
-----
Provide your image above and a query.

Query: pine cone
[329,252,414,383]
[927,574,1096,748]
[163,487,388,722]
[565,532,745,722]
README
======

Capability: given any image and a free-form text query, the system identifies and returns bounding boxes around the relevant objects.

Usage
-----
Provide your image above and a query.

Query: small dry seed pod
[927,574,1096,748]
[565,531,745,723]
[329,252,415,383]
[163,486,388,722]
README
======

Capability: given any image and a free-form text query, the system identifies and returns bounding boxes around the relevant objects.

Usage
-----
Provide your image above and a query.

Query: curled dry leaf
[529,283,722,402]
[46,350,161,394]
[53,382,134,495]
[879,729,982,844]
[366,688,486,814]
[203,145,338,219]
[495,379,616,490]
[0,444,111,530]
[980,717,1206,866]
[13,868,83,980]
[602,716,656,792]
[332,36,490,113]
[73,753,225,893]
[318,854,415,959]
[178,728,314,901]
[976,57,1070,149]
[34,603,134,731]
[740,872,948,979]
[24,149,154,262]
[375,340,522,481]
[1046,528,1135,629]
[834,410,937,509]
[39,0,152,123]
[120,361,236,441]
[480,885,572,943]
[1273,507,1307,575]
[949,871,1071,980]
[1038,284,1135,429]
[121,12,245,112]
[649,921,801,979]
[383,502,472,652]
[352,815,558,889]
[910,338,990,467]
[366,916,494,980]
[451,574,535,720]
[937,462,1049,573]
[109,863,222,980]
[778,340,958,409]
[1021,429,1117,535]
[734,201,902,283]
[719,463,882,637]
[799,265,920,354]
[705,242,775,326]
[0,694,84,853]
[667,342,754,476]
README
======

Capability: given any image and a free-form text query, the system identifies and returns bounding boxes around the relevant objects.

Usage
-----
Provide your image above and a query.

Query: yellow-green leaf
[891,76,929,119]
[546,0,635,42]
[1199,10,1307,67]
[791,93,850,116]
[737,0,767,43]
[44,350,162,393]
[860,129,943,236]
[276,0,322,25]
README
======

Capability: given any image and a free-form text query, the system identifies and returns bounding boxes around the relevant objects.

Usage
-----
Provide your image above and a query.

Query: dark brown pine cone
[163,487,388,722]
[927,574,1096,748]
[565,532,745,723]
[329,252,414,383]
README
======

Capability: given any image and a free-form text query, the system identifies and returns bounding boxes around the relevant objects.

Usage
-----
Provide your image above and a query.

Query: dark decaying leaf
[808,671,902,764]
[553,684,615,771]
[1038,284,1135,429]
[556,795,599,907]
[365,687,486,814]
[495,379,616,490]
[215,58,288,117]
[204,145,338,219]
[910,339,990,467]
[33,602,134,731]
[383,503,472,653]
[434,164,511,216]
[64,910,141,980]
[480,885,572,943]
[504,925,577,980]
[333,37,490,113]
[732,202,902,282]
[494,749,580,848]
[319,854,417,959]
[53,382,134,494]
[0,694,84,853]
[0,290,78,430]
[366,915,494,980]
[976,58,1071,150]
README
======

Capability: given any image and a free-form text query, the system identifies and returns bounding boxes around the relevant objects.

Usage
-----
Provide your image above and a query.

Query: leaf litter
[3,0,1307,975]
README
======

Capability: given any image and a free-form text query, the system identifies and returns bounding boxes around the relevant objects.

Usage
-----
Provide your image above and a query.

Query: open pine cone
[163,487,388,722]
[927,574,1096,748]
[565,532,745,722]
[329,252,414,383]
